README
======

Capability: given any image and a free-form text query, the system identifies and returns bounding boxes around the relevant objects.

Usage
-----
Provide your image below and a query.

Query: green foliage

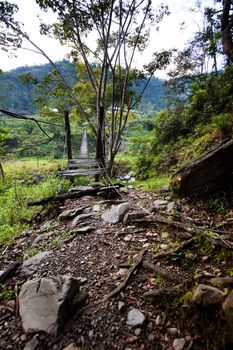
[132,65,233,180]
[0,162,71,246]
[0,283,17,301]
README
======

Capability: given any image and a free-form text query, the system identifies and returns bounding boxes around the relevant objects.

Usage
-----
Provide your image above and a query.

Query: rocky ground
[1,184,233,350]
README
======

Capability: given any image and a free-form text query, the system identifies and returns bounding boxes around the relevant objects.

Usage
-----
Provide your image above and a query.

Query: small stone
[161,232,169,239]
[172,338,185,350]
[160,244,168,249]
[93,205,101,212]
[159,185,171,193]
[71,214,92,227]
[185,335,191,342]
[76,277,88,284]
[23,335,39,350]
[155,315,165,326]
[153,199,168,211]
[6,300,15,310]
[192,284,224,308]
[20,334,27,341]
[88,330,94,338]
[134,328,142,336]
[167,202,177,212]
[167,328,179,336]
[123,234,133,242]
[142,243,150,248]
[126,308,146,327]
[148,334,155,342]
[118,301,125,311]
[31,233,50,246]
[59,208,85,220]
[22,251,53,274]
[177,232,192,240]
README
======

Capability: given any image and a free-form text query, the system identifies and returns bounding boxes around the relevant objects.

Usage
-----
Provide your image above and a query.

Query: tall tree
[0,1,22,54]
[35,0,169,171]
[221,0,233,63]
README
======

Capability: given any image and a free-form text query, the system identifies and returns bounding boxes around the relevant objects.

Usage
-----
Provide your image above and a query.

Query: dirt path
[1,186,233,350]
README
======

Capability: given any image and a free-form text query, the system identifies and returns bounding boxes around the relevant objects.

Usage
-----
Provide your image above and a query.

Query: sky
[1,0,214,77]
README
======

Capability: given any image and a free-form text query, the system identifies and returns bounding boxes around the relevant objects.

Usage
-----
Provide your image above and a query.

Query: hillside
[0,61,165,114]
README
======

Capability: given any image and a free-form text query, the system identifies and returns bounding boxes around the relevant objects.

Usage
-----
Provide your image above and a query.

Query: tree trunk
[171,139,233,196]
[64,110,72,161]
[0,162,4,182]
[221,0,233,63]
[96,105,105,166]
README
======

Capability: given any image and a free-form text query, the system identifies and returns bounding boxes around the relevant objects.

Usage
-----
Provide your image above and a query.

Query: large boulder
[192,284,224,309]
[171,139,233,196]
[19,275,81,337]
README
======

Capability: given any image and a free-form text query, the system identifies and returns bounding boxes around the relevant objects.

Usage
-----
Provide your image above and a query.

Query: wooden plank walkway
[61,132,105,178]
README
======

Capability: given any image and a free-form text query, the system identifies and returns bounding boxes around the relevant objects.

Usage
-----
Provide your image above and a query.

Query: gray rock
[123,234,133,242]
[126,308,146,327]
[152,199,168,211]
[101,202,135,224]
[31,233,51,246]
[134,328,142,336]
[159,185,171,193]
[210,277,233,288]
[92,204,101,212]
[0,270,4,277]
[192,284,224,308]
[71,214,93,227]
[22,251,53,274]
[19,275,80,337]
[40,219,58,231]
[167,201,178,212]
[177,232,192,240]
[59,207,86,220]
[123,210,146,224]
[222,290,233,322]
[23,335,39,350]
[172,338,185,350]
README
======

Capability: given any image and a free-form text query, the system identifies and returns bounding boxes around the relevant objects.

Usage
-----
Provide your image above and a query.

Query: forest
[0,1,233,349]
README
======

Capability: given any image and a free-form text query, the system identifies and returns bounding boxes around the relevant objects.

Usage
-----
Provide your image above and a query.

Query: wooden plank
[62,169,103,176]
[68,162,99,168]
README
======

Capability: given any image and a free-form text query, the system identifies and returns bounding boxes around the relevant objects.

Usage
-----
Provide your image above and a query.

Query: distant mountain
[0,60,165,114]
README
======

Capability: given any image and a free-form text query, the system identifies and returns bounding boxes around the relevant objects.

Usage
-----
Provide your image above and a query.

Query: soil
[1,185,233,350]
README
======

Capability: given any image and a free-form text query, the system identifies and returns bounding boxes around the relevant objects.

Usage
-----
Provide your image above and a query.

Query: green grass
[0,158,81,246]
[133,176,170,191]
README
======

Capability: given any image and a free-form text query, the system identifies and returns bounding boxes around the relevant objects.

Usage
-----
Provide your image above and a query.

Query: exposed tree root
[142,260,185,284]
[0,262,21,284]
[101,248,147,303]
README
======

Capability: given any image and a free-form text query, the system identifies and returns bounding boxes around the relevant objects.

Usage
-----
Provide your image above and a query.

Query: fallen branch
[101,248,147,303]
[28,185,122,206]
[142,260,184,284]
[0,262,21,284]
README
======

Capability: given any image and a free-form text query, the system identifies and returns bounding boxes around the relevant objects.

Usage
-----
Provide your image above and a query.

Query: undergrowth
[0,158,90,246]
